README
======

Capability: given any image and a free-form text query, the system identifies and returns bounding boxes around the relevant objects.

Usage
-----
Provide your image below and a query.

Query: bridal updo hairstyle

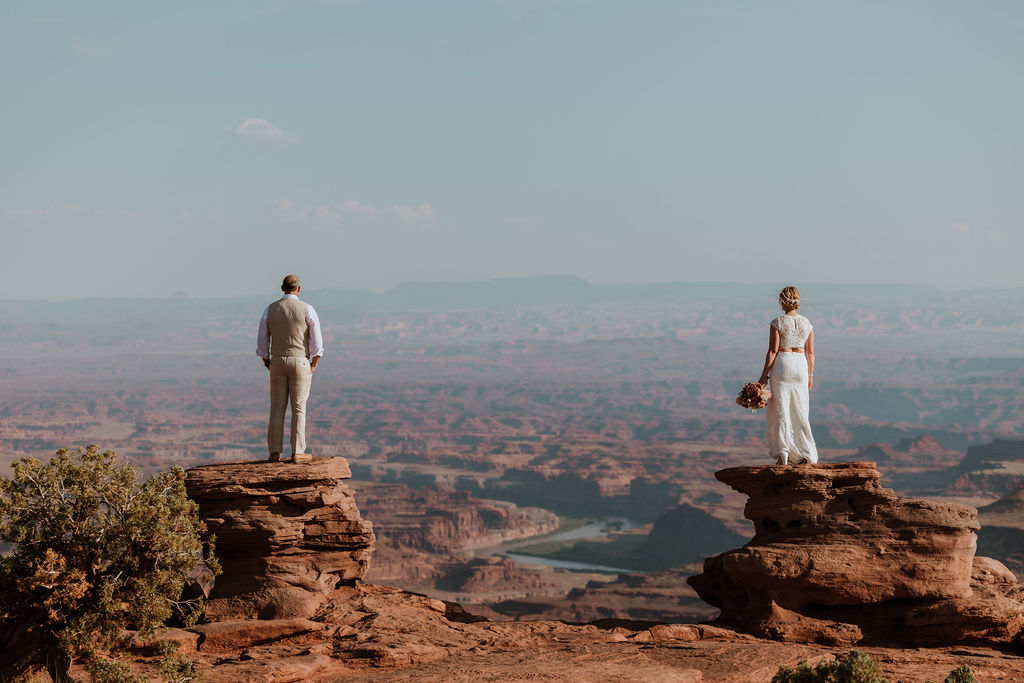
[779,286,801,312]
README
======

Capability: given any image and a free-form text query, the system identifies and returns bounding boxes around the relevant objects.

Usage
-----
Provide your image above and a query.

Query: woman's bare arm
[758,326,780,385]
[805,329,814,389]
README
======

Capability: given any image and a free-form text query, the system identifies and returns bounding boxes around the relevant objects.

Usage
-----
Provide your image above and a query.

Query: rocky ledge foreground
[688,462,1024,646]
[93,457,1024,682]
[185,457,376,620]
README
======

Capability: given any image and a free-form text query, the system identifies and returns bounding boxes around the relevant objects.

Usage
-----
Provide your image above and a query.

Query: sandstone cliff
[185,457,375,620]
[353,482,559,555]
[946,438,1024,497]
[84,457,1024,681]
[688,462,1024,646]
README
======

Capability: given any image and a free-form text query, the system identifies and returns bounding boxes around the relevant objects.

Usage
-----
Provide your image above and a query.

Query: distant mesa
[979,481,1024,516]
[947,438,1024,497]
[894,435,947,454]
[14,275,960,312]
[688,462,1024,646]
[956,438,1024,474]
[853,435,957,466]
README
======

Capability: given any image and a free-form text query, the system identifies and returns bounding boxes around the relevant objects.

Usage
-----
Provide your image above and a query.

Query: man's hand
[263,358,271,369]
[310,356,320,373]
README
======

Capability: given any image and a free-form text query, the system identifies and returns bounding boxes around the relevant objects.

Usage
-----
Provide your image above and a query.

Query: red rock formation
[434,557,546,593]
[852,442,900,463]
[185,457,375,620]
[64,457,1024,681]
[688,462,1024,646]
[354,482,558,555]
[895,435,949,456]
[947,439,1024,497]
[488,569,717,624]
[353,482,560,593]
[979,481,1024,517]
[854,436,959,467]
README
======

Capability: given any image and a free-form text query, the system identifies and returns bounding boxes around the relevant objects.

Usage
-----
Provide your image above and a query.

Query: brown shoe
[290,453,313,463]
[269,452,282,462]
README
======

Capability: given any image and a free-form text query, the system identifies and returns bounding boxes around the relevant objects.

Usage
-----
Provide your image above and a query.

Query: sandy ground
[338,639,1024,683]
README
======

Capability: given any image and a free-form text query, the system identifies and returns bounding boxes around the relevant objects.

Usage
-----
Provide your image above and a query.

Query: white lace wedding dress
[766,314,818,465]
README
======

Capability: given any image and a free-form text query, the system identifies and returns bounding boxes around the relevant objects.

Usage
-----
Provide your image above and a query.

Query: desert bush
[771,648,888,683]
[0,445,218,682]
[155,641,203,683]
[940,664,977,683]
[87,659,148,683]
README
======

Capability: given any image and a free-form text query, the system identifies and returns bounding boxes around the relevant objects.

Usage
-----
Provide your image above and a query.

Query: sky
[2,0,1023,300]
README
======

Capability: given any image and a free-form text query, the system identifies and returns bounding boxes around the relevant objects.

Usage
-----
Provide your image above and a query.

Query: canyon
[1,277,1023,638]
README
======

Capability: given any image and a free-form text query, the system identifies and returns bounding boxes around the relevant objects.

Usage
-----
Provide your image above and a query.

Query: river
[486,517,644,573]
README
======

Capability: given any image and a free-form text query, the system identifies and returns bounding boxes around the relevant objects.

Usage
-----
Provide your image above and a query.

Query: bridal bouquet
[736,382,771,412]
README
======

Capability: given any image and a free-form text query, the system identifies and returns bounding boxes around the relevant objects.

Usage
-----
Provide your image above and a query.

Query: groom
[256,274,324,462]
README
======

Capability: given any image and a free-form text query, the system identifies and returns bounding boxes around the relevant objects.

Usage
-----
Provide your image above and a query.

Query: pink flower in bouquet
[736,382,771,412]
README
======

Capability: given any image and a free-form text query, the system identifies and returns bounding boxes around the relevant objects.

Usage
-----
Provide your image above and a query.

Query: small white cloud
[315,200,379,224]
[9,205,84,220]
[272,199,435,227]
[392,202,435,226]
[73,38,112,60]
[952,222,1005,242]
[272,198,310,222]
[233,117,298,145]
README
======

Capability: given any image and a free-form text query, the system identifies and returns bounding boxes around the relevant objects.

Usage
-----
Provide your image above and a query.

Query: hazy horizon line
[3,274,1022,304]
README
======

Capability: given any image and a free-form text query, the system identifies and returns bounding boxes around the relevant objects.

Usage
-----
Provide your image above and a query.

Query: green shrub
[87,659,148,683]
[0,446,219,682]
[772,649,888,683]
[942,665,977,683]
[156,641,203,683]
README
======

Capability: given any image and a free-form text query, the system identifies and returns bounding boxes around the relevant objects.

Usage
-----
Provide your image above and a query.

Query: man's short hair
[281,274,301,293]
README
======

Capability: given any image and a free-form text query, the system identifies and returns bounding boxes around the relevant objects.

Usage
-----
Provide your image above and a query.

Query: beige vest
[267,296,310,357]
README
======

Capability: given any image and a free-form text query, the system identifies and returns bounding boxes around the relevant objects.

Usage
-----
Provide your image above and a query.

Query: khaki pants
[267,356,312,456]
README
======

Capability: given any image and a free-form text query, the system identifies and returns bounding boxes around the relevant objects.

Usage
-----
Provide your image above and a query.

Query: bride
[757,286,818,465]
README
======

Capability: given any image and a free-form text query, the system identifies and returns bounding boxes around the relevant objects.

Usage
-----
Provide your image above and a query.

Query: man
[256,274,323,463]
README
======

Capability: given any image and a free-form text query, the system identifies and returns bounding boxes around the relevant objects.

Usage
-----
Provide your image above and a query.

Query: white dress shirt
[256,294,324,360]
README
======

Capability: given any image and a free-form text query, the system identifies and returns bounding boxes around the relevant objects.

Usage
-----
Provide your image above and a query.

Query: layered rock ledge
[185,456,375,620]
[86,458,1024,680]
[688,462,1024,646]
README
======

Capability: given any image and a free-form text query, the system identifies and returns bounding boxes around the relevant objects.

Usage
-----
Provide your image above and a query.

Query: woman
[757,286,818,465]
